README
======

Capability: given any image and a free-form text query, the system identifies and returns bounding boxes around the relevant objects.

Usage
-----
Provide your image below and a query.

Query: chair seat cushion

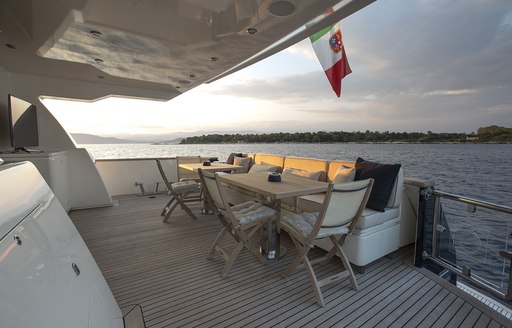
[171,180,199,192]
[282,212,349,239]
[231,201,275,225]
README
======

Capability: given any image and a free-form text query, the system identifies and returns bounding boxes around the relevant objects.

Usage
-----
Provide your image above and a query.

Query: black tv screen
[8,94,39,150]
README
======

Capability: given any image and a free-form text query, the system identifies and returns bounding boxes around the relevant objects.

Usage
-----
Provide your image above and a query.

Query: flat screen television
[7,94,39,151]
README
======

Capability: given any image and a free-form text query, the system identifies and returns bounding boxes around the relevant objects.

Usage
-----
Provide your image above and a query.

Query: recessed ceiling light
[210,56,219,62]
[90,30,102,37]
[94,58,104,63]
[247,27,257,34]
[268,1,296,17]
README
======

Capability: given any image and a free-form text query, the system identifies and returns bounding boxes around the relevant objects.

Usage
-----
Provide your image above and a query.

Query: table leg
[260,199,284,260]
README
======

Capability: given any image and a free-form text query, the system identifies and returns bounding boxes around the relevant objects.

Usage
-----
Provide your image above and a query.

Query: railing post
[431,194,441,259]
[408,178,435,268]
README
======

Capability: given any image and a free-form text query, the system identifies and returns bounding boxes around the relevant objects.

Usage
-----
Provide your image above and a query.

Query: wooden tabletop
[179,162,244,172]
[217,172,328,199]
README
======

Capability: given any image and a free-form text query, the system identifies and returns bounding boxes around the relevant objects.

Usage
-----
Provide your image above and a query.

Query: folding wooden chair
[198,169,275,278]
[156,159,201,222]
[279,178,374,307]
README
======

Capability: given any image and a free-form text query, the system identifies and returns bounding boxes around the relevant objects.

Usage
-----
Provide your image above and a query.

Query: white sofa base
[314,217,401,267]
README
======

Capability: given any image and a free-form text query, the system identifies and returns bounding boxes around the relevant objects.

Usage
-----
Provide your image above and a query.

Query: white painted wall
[95,158,178,196]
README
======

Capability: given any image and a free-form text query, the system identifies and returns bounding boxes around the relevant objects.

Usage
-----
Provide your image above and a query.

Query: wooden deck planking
[69,194,511,328]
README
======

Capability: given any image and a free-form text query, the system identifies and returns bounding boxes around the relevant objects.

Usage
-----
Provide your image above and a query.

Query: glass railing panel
[436,197,512,294]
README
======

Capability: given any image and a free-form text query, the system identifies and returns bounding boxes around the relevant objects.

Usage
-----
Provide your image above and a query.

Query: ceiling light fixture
[90,30,102,37]
[247,28,257,34]
[268,1,296,17]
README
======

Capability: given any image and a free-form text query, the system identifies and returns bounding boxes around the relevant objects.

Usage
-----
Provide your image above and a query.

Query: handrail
[432,190,512,215]
[424,189,512,301]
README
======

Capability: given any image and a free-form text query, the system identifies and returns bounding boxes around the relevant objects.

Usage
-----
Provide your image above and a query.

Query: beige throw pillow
[233,156,251,173]
[332,166,356,184]
[248,164,280,173]
[282,168,322,181]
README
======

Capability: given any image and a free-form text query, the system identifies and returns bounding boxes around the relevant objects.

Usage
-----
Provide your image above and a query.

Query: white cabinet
[0,162,123,328]
[0,151,70,211]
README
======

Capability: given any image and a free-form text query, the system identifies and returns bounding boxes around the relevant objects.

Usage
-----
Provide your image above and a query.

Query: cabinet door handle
[14,235,22,245]
[72,263,81,276]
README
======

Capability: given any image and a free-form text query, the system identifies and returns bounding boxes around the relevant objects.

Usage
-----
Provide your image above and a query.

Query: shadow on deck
[69,194,511,328]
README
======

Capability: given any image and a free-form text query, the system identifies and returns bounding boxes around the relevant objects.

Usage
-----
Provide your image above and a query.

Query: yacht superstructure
[1,0,511,327]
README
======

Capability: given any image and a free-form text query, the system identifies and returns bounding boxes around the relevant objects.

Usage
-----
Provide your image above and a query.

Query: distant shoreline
[76,141,512,145]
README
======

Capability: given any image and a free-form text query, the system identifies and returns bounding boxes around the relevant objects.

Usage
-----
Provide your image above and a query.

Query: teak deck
[69,194,512,328]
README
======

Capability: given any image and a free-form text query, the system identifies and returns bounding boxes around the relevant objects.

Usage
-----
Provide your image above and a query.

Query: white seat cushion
[357,207,400,229]
[171,180,199,193]
[298,193,400,230]
[231,201,275,225]
[282,212,349,239]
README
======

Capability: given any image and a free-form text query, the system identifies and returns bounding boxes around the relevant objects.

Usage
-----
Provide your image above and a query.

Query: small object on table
[203,160,211,166]
[267,172,281,182]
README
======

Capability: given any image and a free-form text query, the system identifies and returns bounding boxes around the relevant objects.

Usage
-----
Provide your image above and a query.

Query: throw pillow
[234,156,251,173]
[332,165,356,184]
[248,164,280,173]
[282,168,322,181]
[355,157,401,212]
[226,153,243,165]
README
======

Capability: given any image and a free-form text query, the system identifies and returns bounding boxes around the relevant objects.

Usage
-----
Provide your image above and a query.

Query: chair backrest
[156,159,174,190]
[197,169,226,213]
[177,156,201,181]
[310,178,373,242]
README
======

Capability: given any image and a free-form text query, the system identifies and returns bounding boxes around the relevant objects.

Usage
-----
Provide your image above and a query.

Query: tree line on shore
[179,125,512,144]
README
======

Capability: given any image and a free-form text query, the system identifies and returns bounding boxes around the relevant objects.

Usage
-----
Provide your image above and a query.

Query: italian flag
[310,22,351,97]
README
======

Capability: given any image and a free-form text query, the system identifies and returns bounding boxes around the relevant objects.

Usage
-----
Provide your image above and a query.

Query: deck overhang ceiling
[0,0,374,100]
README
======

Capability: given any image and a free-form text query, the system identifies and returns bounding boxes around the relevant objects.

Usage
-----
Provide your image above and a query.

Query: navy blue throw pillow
[355,157,401,212]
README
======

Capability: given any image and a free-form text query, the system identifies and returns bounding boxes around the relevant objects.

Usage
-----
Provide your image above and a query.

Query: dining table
[178,162,244,173]
[217,172,329,259]
[178,162,244,213]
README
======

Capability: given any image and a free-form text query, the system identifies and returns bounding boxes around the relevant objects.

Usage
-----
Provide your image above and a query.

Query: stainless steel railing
[422,189,512,300]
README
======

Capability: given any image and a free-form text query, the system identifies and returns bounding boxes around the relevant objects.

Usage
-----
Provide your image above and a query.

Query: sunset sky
[43,0,512,139]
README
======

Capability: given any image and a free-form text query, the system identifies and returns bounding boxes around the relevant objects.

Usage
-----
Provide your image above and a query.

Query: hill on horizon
[71,133,143,144]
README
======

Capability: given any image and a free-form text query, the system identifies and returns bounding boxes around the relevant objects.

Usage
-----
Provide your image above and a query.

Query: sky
[42,0,512,139]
